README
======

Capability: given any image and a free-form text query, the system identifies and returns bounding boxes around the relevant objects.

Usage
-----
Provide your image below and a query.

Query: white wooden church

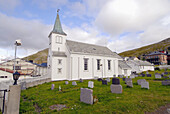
[47,12,124,81]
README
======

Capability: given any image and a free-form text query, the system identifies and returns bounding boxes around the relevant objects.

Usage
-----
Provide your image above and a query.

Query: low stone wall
[0,75,51,111]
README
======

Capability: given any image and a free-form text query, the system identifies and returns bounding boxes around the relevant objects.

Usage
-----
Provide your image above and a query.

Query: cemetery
[17,70,170,113]
[0,70,169,113]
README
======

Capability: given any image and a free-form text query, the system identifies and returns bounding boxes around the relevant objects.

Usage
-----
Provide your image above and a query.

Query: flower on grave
[59,85,61,91]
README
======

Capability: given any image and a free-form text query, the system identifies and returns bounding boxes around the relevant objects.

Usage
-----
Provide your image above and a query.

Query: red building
[145,51,167,65]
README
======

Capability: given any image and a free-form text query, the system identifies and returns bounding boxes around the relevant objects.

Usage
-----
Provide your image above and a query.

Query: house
[118,60,132,76]
[0,58,47,76]
[47,12,123,81]
[145,51,167,65]
[126,60,154,73]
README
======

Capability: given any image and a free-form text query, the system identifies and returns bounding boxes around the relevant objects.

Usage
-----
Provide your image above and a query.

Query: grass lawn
[20,70,170,114]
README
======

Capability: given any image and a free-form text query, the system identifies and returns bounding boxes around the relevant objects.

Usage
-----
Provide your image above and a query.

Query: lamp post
[13,39,21,85]
[100,64,103,79]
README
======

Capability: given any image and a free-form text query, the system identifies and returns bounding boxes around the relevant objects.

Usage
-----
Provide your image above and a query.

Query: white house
[118,60,132,76]
[47,12,123,81]
[126,60,154,73]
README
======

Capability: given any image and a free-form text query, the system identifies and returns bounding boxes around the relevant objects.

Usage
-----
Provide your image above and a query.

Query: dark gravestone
[162,80,170,86]
[146,74,151,77]
[80,78,83,82]
[164,72,168,75]
[102,80,107,85]
[98,78,102,81]
[163,76,168,79]
[141,74,145,77]
[122,78,126,81]
[112,78,120,85]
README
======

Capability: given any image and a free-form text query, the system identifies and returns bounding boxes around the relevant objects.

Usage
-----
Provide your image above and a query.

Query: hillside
[23,48,48,64]
[119,38,170,57]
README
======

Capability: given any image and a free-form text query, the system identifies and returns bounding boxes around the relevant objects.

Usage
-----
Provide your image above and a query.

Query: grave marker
[106,78,110,82]
[51,84,55,90]
[88,81,94,88]
[162,80,170,85]
[65,81,69,85]
[137,79,146,85]
[141,82,149,89]
[112,78,120,85]
[102,80,107,85]
[110,84,122,94]
[155,74,161,79]
[80,88,93,105]
[72,81,77,86]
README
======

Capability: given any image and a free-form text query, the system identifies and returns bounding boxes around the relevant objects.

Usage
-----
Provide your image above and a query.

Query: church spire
[52,9,67,36]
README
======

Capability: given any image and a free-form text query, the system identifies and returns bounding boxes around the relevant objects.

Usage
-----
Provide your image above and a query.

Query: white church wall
[69,53,118,80]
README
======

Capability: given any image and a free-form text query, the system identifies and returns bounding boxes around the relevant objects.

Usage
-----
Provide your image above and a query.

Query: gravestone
[51,84,55,90]
[80,78,83,83]
[146,71,149,74]
[137,79,146,85]
[141,82,149,89]
[125,78,132,84]
[106,78,110,82]
[126,81,133,88]
[119,75,124,78]
[110,84,122,94]
[102,80,107,85]
[164,72,168,75]
[20,82,26,90]
[155,74,161,79]
[80,88,93,105]
[163,76,168,79]
[135,75,138,77]
[169,75,170,78]
[146,74,152,77]
[122,78,126,81]
[72,81,77,86]
[162,80,170,85]
[65,81,69,85]
[88,81,94,88]
[112,78,120,85]
[130,75,135,79]
[98,78,102,81]
[59,85,61,91]
[113,75,116,77]
[141,73,145,77]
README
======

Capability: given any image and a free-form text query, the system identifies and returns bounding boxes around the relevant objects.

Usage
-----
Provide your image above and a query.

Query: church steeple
[52,9,67,36]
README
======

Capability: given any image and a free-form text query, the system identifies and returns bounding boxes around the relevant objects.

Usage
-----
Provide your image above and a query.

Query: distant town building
[145,51,167,65]
[0,58,47,77]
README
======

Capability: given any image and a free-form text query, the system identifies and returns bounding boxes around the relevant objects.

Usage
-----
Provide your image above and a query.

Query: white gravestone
[155,74,161,79]
[88,81,94,88]
[65,81,69,85]
[137,79,146,85]
[80,88,93,105]
[141,82,149,89]
[106,78,110,82]
[126,81,133,88]
[72,81,77,86]
[51,84,55,90]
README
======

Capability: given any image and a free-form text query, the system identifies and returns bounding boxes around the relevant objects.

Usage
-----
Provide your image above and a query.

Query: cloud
[95,0,170,36]
[0,12,51,53]
[0,0,21,11]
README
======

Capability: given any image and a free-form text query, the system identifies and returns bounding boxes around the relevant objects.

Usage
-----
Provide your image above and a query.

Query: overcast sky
[0,0,170,60]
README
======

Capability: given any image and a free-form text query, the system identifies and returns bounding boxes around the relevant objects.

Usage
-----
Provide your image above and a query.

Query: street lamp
[100,64,103,79]
[13,39,21,85]
[13,71,20,85]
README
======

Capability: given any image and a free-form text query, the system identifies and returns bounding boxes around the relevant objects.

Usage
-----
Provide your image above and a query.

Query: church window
[97,59,101,70]
[108,60,111,70]
[58,59,62,65]
[56,36,63,43]
[58,68,62,73]
[84,58,88,70]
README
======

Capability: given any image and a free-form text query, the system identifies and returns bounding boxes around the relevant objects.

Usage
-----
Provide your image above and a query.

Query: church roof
[52,11,67,36]
[118,60,131,69]
[66,40,122,59]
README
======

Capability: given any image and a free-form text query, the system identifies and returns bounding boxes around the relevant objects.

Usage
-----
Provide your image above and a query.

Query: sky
[0,0,170,60]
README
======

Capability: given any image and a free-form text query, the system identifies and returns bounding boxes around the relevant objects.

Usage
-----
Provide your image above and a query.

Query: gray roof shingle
[66,40,122,59]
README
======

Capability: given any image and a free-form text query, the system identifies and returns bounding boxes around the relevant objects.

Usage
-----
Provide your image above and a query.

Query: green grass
[20,71,170,114]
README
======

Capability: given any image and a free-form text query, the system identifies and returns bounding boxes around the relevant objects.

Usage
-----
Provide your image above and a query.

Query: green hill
[119,37,170,57]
